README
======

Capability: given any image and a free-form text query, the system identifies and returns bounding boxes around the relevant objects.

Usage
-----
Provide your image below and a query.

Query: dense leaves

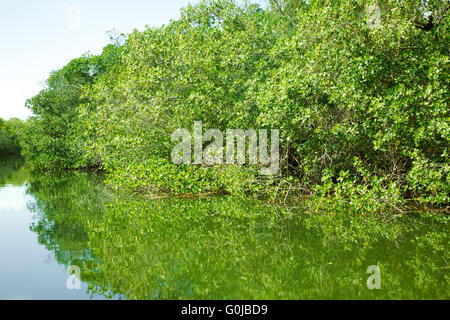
[21,50,120,169]
[22,0,449,210]
[0,118,25,156]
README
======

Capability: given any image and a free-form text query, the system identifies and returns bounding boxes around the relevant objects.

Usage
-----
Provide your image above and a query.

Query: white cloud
[0,80,41,120]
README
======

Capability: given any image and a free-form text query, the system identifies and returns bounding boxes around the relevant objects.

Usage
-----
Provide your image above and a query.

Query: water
[0,157,448,299]
[0,157,107,299]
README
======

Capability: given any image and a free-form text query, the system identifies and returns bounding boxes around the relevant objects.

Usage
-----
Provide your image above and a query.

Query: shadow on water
[0,157,448,299]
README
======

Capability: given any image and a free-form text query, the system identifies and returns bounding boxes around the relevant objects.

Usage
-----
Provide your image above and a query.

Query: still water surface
[0,157,448,299]
[0,158,108,299]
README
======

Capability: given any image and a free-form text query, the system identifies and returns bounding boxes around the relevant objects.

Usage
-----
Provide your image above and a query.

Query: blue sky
[0,0,267,120]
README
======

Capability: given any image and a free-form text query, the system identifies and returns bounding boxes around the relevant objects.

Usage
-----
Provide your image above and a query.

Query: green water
[0,157,448,299]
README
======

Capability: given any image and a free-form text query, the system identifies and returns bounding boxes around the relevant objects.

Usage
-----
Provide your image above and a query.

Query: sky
[0,0,266,120]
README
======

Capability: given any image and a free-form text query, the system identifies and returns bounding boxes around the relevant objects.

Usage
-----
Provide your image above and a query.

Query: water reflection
[0,157,107,299]
[0,157,448,299]
[0,156,27,186]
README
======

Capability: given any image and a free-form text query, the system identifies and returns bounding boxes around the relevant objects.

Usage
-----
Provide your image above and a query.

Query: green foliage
[254,0,449,208]
[310,158,405,216]
[105,156,272,196]
[23,0,449,209]
[0,118,25,156]
[21,49,121,169]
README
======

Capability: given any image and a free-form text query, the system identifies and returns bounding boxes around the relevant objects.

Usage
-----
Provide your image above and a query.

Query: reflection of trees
[24,171,449,299]
[25,171,112,296]
[0,156,27,186]
[75,197,450,300]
